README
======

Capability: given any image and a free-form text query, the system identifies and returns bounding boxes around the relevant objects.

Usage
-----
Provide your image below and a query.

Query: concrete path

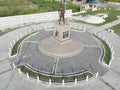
[89,18,120,33]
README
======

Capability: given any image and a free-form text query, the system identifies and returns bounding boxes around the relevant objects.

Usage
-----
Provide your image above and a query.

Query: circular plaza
[0,0,120,89]
[10,27,108,82]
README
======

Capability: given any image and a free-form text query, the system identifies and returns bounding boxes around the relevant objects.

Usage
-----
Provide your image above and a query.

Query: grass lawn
[110,23,120,35]
[74,7,120,26]
[29,0,80,12]
[19,65,93,83]
[0,0,79,17]
[95,35,111,65]
[0,0,34,6]
[0,28,11,36]
[11,32,36,55]
[0,0,38,16]
[107,0,120,2]
[102,39,111,65]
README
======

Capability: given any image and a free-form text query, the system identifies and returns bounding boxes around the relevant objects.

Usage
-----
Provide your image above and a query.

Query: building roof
[86,0,99,4]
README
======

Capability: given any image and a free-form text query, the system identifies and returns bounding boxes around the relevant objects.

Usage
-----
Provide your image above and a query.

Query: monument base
[50,37,72,45]
[39,37,83,58]
[53,23,70,42]
[39,23,83,58]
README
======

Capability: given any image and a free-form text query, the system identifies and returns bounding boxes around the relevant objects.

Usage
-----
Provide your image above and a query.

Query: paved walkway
[89,18,120,33]
[10,30,108,76]
[0,19,120,90]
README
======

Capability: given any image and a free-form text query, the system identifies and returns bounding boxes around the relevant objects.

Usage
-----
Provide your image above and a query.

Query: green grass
[0,27,24,36]
[19,65,93,83]
[30,0,80,12]
[0,22,39,36]
[11,32,36,55]
[94,36,111,65]
[74,7,120,26]
[0,0,33,6]
[66,3,80,12]
[29,0,80,12]
[107,0,120,2]
[0,0,80,17]
[110,24,120,35]
[0,0,38,16]
[0,28,12,36]
[0,27,22,36]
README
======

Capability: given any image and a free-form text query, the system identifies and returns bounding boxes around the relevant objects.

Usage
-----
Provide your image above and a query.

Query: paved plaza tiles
[10,30,108,76]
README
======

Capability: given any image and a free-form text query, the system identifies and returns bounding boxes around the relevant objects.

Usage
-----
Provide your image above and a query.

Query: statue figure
[55,31,59,37]
[58,5,65,25]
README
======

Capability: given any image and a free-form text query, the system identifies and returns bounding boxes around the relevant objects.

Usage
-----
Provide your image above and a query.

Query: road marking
[25,41,39,44]
[23,55,31,59]
[52,57,59,74]
[84,45,100,47]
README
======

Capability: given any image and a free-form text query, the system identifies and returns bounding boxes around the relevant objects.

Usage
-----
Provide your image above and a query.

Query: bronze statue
[58,5,65,25]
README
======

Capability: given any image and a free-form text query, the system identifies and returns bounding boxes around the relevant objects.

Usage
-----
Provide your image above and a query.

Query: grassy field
[74,7,120,26]
[0,0,79,17]
[0,0,34,6]
[110,24,120,35]
[0,0,38,16]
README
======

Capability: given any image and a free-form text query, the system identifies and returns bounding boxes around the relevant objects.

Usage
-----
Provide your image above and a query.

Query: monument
[58,4,65,24]
[39,4,82,58]
[10,1,108,83]
[53,5,71,43]
[53,24,71,43]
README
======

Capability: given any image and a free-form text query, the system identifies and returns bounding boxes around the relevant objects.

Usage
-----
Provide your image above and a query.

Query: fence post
[37,76,40,83]
[49,78,52,85]
[18,68,21,74]
[86,75,89,82]
[12,63,16,69]
[26,73,29,79]
[20,34,23,38]
[25,31,27,35]
[96,72,99,78]
[17,36,19,41]
[74,78,77,85]
[10,43,13,48]
[13,40,15,45]
[62,79,64,86]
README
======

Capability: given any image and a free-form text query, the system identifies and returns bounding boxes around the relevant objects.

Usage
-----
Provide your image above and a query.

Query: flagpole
[65,0,66,12]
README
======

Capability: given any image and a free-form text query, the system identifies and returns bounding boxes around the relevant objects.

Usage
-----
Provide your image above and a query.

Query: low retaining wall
[0,10,72,30]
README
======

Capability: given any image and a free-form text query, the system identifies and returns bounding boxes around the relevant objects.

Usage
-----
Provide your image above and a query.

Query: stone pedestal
[39,23,82,58]
[53,23,70,42]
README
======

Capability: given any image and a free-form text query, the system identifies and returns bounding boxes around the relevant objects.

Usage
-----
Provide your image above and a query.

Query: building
[80,0,99,11]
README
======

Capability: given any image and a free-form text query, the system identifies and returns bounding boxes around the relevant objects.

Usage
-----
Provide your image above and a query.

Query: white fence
[0,10,72,30]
